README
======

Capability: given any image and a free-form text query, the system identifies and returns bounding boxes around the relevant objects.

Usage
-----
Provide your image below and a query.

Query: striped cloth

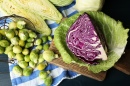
[0,1,81,86]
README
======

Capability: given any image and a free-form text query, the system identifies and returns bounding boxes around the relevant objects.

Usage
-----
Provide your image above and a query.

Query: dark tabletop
[59,0,130,86]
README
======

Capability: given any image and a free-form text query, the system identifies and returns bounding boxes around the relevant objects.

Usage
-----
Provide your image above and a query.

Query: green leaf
[54,12,129,73]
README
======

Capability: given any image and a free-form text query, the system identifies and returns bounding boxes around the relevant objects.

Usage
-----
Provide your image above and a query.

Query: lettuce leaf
[54,12,129,73]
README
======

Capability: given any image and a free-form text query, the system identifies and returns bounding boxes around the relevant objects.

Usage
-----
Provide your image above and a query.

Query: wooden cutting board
[114,49,130,75]
[49,41,107,81]
[49,41,130,81]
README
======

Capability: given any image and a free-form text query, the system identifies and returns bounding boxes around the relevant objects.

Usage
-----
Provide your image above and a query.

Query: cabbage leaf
[54,12,129,73]
[49,0,73,6]
[75,0,104,11]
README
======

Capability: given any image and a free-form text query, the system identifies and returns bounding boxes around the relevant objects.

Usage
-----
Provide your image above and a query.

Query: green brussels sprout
[29,31,37,38]
[25,42,33,48]
[34,38,42,45]
[18,61,28,69]
[42,36,48,43]
[5,29,15,39]
[8,51,15,59]
[38,53,44,63]
[11,37,19,45]
[48,35,53,41]
[44,76,52,86]
[35,45,43,50]
[27,38,35,42]
[12,65,23,76]
[4,45,13,54]
[23,67,33,76]
[29,61,36,69]
[0,40,10,47]
[30,50,39,63]
[19,40,25,47]
[24,55,30,62]
[19,29,29,41]
[0,46,5,54]
[43,43,50,50]
[22,48,29,55]
[31,56,38,63]
[39,71,48,79]
[0,29,7,35]
[17,20,26,29]
[9,21,17,29]
[43,50,55,62]
[15,53,24,61]
[37,63,47,70]
[13,45,22,53]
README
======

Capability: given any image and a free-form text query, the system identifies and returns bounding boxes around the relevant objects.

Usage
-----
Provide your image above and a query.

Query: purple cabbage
[66,13,103,64]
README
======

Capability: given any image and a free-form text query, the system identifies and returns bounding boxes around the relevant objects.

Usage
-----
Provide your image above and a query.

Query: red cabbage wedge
[66,13,107,65]
[54,12,129,73]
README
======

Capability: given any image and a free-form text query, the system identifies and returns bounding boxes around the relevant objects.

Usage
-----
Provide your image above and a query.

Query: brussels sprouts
[31,57,38,63]
[43,43,50,50]
[13,45,22,53]
[23,67,33,76]
[17,20,26,29]
[0,29,6,35]
[5,29,15,39]
[34,38,42,45]
[19,29,29,41]
[0,46,5,54]
[42,36,48,43]
[11,37,19,45]
[25,42,33,48]
[27,38,35,42]
[18,61,28,69]
[29,31,37,38]
[15,53,24,61]
[22,48,29,55]
[24,55,30,62]
[39,71,48,79]
[9,21,17,29]
[35,45,43,50]
[19,40,25,47]
[44,76,52,86]
[37,63,47,70]
[8,51,15,59]
[0,40,10,47]
[12,65,23,76]
[29,61,36,69]
[38,53,44,63]
[48,35,53,41]
[43,50,55,62]
[30,50,39,63]
[4,45,13,54]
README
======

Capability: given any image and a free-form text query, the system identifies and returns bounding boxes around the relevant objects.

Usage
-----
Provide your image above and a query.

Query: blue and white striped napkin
[1,1,81,86]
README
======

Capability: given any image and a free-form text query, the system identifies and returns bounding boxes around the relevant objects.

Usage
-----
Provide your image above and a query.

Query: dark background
[59,0,130,86]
